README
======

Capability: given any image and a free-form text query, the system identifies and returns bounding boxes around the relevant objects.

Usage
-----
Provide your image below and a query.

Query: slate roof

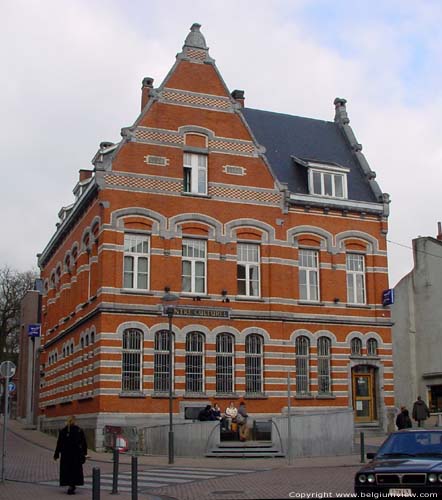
[241,107,378,204]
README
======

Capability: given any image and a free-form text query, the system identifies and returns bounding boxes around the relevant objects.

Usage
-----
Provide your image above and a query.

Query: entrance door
[353,373,374,422]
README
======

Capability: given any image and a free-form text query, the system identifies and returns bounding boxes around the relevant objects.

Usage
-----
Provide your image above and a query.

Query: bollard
[360,431,366,463]
[92,467,100,500]
[131,455,138,500]
[111,447,119,494]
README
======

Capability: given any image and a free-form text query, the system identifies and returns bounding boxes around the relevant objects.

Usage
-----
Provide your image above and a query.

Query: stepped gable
[241,107,379,204]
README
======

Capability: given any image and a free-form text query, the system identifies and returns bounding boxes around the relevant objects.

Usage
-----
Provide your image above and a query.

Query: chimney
[141,77,154,110]
[231,89,245,108]
[437,222,442,241]
[334,97,350,125]
[79,169,93,182]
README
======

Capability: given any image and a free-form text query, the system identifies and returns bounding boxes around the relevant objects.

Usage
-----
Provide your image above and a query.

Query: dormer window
[306,161,349,199]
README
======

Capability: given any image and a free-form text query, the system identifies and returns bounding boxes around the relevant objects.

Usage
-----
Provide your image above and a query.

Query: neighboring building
[38,24,393,451]
[392,226,442,417]
[17,281,42,425]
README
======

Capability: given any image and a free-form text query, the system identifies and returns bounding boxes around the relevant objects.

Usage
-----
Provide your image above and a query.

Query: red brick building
[38,24,393,450]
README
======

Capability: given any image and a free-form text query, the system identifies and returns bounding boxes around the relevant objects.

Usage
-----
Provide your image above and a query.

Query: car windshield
[377,431,442,458]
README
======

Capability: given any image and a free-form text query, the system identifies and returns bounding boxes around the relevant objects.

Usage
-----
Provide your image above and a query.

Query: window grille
[123,234,149,289]
[299,249,320,301]
[351,338,362,355]
[237,243,260,297]
[317,337,331,394]
[367,338,378,356]
[182,239,206,294]
[295,336,310,394]
[245,334,263,394]
[346,253,366,304]
[185,332,204,393]
[121,328,142,392]
[154,330,172,392]
[216,333,234,394]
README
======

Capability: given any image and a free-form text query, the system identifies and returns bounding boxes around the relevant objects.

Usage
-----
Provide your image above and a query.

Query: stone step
[206,443,284,458]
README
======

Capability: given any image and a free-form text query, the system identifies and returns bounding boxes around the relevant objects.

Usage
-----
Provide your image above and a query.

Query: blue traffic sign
[27,323,41,338]
[382,289,395,306]
[8,382,16,392]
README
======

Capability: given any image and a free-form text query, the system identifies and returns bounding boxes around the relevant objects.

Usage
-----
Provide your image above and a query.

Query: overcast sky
[2,0,441,287]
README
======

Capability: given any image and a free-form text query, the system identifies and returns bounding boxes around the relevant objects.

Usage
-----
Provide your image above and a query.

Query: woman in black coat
[54,416,88,495]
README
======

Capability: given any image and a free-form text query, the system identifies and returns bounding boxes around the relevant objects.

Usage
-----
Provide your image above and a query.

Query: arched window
[351,338,362,356]
[81,338,84,349]
[91,331,95,344]
[295,336,310,394]
[122,328,143,392]
[185,332,204,393]
[317,337,331,394]
[85,334,89,347]
[367,338,378,356]
[216,333,234,394]
[154,330,172,393]
[245,334,263,394]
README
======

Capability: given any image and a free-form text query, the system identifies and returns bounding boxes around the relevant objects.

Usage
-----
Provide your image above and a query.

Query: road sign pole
[1,377,9,482]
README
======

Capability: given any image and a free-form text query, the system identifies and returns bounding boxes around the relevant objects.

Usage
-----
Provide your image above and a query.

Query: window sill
[244,393,268,400]
[235,296,265,302]
[119,392,146,398]
[151,392,178,399]
[294,394,315,400]
[346,303,371,309]
[181,192,211,199]
[214,393,240,399]
[179,293,213,299]
[121,289,154,295]
[297,300,325,306]
[183,392,208,399]
[315,393,336,400]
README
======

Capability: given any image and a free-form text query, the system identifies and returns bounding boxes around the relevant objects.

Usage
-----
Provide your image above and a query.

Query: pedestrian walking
[53,415,88,495]
[237,401,249,441]
[396,407,412,430]
[412,396,430,427]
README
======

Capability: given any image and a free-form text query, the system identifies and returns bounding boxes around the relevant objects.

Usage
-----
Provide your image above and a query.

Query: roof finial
[183,23,207,50]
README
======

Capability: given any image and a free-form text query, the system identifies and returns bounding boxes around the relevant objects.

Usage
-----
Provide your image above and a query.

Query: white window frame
[185,332,205,393]
[295,336,310,394]
[245,334,263,394]
[121,329,143,392]
[308,163,348,199]
[346,253,366,304]
[183,152,207,195]
[123,234,150,290]
[237,243,261,297]
[299,248,320,301]
[182,238,206,294]
[215,333,234,394]
[317,337,331,394]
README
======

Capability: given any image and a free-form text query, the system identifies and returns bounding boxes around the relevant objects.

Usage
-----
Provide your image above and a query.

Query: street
[0,420,363,499]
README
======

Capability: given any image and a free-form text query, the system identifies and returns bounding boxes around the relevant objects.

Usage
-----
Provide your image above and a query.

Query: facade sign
[27,323,41,338]
[167,306,230,319]
[382,289,395,306]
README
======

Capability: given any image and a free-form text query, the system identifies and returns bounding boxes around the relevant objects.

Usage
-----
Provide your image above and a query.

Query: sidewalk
[0,419,385,499]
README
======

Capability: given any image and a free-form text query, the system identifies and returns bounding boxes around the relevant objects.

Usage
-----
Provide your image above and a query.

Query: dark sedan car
[355,429,442,497]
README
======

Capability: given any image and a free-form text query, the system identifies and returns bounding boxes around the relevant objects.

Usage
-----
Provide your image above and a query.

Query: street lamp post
[161,291,179,465]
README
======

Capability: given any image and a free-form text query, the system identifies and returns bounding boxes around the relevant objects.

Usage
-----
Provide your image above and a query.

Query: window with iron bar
[295,336,310,394]
[216,333,234,394]
[317,336,331,394]
[154,330,172,393]
[245,334,263,394]
[185,332,205,393]
[121,329,142,392]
